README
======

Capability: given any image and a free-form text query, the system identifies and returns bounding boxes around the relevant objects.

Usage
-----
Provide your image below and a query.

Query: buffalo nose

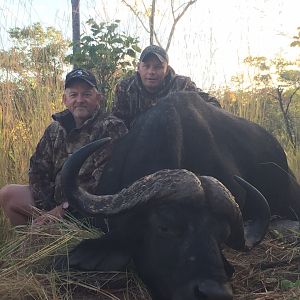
[194,280,233,300]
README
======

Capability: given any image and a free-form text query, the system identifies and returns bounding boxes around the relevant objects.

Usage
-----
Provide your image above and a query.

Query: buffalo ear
[59,233,131,272]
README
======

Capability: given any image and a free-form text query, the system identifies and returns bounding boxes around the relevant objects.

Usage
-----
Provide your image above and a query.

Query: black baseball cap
[65,68,98,89]
[139,45,169,64]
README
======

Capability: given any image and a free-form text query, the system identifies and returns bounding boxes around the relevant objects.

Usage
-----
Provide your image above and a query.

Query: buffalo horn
[234,175,270,250]
[200,175,270,250]
[61,139,205,215]
[61,138,114,214]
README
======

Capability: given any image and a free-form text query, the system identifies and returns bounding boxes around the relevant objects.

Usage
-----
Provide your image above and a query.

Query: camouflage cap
[139,45,169,64]
[65,68,98,89]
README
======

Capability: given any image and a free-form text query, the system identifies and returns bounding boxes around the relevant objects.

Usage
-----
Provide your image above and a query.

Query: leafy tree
[67,19,140,109]
[0,23,69,115]
[228,55,300,150]
[0,23,69,112]
[0,23,69,86]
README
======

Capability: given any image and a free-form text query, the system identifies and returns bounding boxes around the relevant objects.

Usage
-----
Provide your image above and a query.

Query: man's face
[137,55,168,93]
[63,80,101,127]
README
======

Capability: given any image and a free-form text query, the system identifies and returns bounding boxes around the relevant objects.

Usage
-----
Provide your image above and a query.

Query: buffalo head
[58,138,270,300]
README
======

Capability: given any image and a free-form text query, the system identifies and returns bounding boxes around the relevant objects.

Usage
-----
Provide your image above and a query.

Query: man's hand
[32,202,69,225]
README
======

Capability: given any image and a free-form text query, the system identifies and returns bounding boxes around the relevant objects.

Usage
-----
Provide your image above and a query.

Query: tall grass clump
[0,23,68,186]
[0,75,65,186]
[0,211,151,300]
[216,84,300,181]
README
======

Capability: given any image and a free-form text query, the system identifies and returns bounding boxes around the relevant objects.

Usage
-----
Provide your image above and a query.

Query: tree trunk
[71,0,80,69]
[149,0,156,45]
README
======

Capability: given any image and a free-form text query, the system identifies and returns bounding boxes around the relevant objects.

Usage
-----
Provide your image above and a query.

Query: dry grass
[0,79,65,186]
[0,213,300,299]
[229,233,300,300]
[0,5,299,299]
[0,214,152,300]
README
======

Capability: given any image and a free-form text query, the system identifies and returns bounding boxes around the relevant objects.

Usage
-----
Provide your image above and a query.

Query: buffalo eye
[150,205,185,238]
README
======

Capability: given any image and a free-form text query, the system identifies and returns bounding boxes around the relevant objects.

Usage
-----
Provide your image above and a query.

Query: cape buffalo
[60,91,300,300]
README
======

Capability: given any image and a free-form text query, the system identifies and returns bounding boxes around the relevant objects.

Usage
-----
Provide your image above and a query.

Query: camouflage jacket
[29,109,128,211]
[112,66,221,128]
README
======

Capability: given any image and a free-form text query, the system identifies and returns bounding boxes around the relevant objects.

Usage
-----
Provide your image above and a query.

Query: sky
[0,0,299,89]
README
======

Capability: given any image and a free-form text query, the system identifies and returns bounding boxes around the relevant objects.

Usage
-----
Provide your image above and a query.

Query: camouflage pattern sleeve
[112,81,132,128]
[184,78,201,92]
[197,90,222,108]
[86,116,128,193]
[103,115,128,141]
[185,78,222,108]
[29,124,57,211]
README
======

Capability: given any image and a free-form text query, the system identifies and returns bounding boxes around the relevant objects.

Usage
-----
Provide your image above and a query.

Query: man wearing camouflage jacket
[0,68,127,225]
[113,45,221,128]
